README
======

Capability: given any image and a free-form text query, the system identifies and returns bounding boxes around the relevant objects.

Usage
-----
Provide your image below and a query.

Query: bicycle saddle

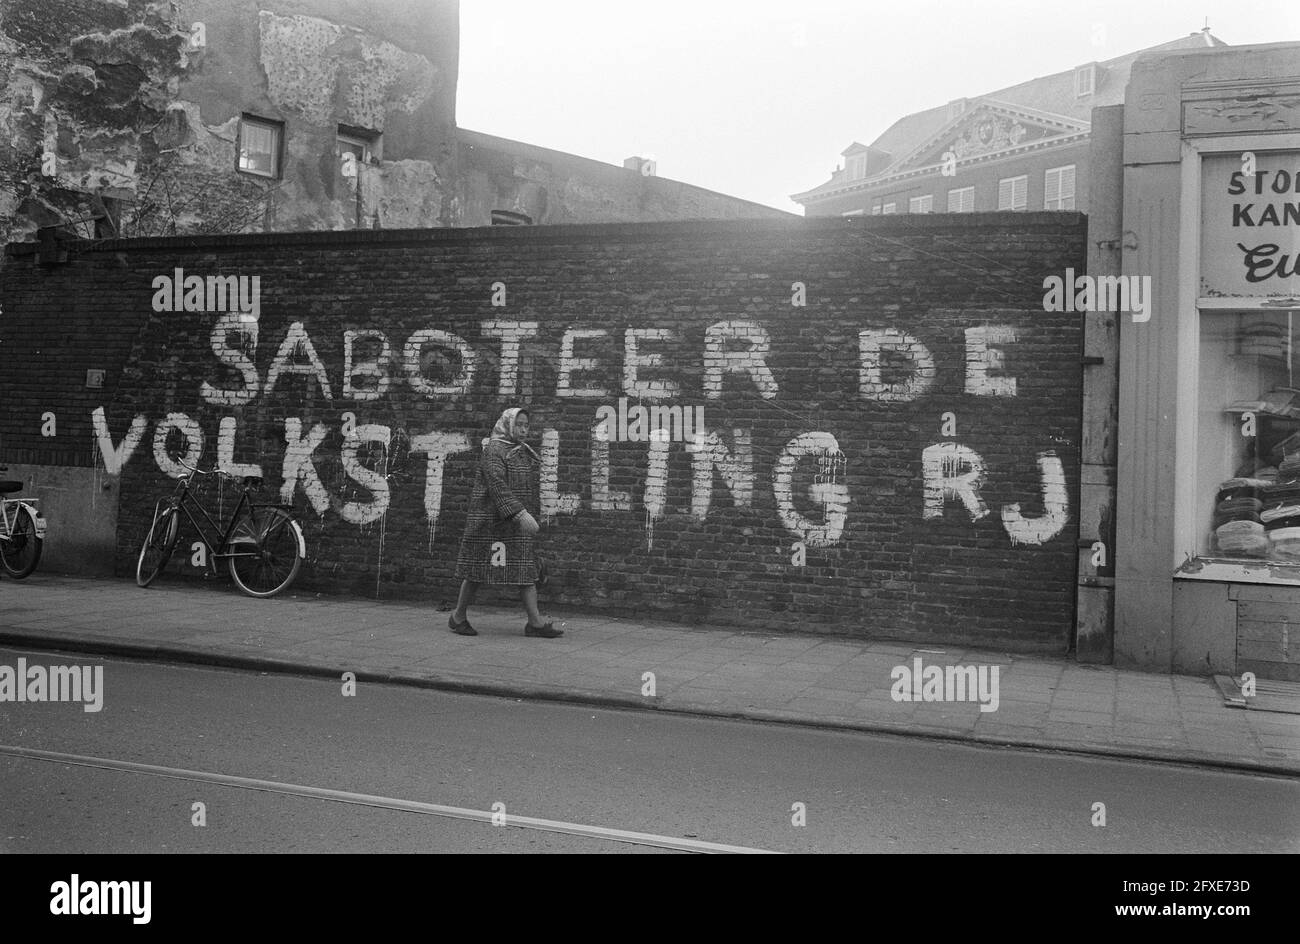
[0,481,21,494]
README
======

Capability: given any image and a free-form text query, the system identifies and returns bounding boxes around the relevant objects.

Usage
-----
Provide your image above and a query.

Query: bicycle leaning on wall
[0,466,45,578]
[136,458,306,598]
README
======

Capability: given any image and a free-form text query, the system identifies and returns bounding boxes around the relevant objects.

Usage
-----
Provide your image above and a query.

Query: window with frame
[871,203,882,215]
[847,153,868,179]
[238,115,283,178]
[908,194,933,214]
[337,125,382,166]
[1044,165,1076,210]
[947,186,974,213]
[841,209,865,217]
[998,175,1028,211]
[1075,64,1096,97]
[1197,310,1300,563]
[882,202,897,215]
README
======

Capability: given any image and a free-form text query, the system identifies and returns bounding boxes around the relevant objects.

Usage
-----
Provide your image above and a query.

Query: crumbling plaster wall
[0,0,459,243]
[174,0,458,231]
[0,0,191,244]
[3,0,785,241]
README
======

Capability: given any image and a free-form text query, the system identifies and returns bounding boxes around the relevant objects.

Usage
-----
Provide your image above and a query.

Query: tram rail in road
[0,744,779,855]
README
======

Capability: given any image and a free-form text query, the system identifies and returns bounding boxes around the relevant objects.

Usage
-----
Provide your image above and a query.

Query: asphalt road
[0,647,1296,853]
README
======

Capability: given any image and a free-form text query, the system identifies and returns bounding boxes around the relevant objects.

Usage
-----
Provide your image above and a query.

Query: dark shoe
[449,614,476,636]
[524,621,563,638]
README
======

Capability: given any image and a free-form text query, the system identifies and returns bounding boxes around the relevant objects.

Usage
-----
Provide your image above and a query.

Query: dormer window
[1075,63,1096,97]
[847,153,868,179]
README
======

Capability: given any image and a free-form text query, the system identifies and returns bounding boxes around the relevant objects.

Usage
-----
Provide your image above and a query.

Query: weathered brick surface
[0,214,1086,648]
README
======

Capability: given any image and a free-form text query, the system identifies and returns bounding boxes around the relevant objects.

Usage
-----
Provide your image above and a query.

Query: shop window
[237,115,283,178]
[1198,310,1300,562]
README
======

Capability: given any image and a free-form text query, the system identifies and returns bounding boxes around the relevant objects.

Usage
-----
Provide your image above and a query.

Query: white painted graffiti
[93,407,1068,548]
[89,313,1069,547]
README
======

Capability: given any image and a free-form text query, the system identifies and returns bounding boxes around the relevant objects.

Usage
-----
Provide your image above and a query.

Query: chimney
[624,155,657,177]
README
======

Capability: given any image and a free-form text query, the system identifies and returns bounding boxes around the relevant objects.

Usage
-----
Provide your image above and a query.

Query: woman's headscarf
[483,407,539,461]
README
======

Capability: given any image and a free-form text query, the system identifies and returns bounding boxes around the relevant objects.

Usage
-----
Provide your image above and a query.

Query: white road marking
[0,744,779,854]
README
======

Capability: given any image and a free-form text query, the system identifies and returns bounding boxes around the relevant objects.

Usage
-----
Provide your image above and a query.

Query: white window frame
[1075,64,1096,98]
[947,186,974,213]
[841,209,865,217]
[881,202,897,215]
[871,204,882,215]
[909,194,933,214]
[237,115,283,179]
[1044,165,1076,210]
[998,175,1028,211]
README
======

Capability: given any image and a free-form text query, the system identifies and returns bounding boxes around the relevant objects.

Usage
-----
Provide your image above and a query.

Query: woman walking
[449,407,562,638]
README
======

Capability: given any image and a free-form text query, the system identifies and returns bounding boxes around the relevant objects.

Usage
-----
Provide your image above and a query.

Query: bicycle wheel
[227,507,302,598]
[0,505,42,578]
[136,505,179,587]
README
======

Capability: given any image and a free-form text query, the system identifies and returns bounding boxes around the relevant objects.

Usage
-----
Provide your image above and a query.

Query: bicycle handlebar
[175,458,234,478]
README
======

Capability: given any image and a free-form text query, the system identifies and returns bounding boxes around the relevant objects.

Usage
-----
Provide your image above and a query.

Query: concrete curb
[3,629,1296,780]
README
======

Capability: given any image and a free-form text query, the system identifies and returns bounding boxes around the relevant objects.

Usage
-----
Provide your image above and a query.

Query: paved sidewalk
[1,574,1296,775]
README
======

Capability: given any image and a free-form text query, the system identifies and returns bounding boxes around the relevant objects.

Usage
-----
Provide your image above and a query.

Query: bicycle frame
[162,472,296,570]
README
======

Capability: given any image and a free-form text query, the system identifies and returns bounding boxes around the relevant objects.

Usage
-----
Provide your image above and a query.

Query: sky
[457,0,1300,214]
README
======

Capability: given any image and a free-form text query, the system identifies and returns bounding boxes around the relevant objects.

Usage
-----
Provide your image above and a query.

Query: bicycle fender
[20,502,46,540]
[288,518,306,559]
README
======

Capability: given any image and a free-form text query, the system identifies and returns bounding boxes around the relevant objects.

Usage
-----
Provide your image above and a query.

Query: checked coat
[454,438,541,585]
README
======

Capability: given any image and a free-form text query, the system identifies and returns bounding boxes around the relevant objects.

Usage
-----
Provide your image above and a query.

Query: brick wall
[0,214,1086,649]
